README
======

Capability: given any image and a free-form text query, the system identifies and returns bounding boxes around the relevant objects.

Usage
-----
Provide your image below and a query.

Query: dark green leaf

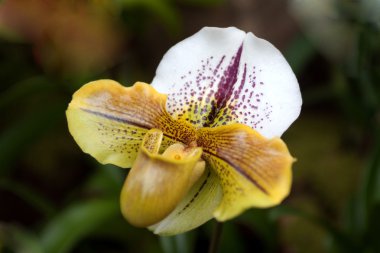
[40,198,119,253]
[0,179,55,217]
[0,102,65,175]
[0,224,44,253]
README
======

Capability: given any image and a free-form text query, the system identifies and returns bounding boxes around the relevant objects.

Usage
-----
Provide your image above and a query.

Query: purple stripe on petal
[204,44,244,126]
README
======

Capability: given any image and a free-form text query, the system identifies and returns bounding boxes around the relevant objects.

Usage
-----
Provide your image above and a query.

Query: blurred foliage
[0,0,379,253]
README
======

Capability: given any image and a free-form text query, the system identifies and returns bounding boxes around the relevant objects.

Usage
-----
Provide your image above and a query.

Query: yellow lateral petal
[120,129,205,227]
[66,79,198,167]
[197,123,294,221]
[66,107,147,168]
[66,80,162,168]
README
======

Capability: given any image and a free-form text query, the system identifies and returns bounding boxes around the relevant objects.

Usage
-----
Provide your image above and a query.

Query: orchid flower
[66,27,302,236]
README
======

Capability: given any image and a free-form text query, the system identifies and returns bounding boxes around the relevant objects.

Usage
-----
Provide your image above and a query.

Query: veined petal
[151,27,301,138]
[66,80,194,168]
[197,124,294,221]
[149,167,222,236]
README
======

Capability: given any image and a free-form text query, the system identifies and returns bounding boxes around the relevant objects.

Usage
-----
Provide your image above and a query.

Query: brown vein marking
[177,170,211,215]
[82,108,152,130]
[82,108,197,146]
[202,151,269,195]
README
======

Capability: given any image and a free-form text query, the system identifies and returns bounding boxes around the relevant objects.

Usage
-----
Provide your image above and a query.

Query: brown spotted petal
[197,123,294,221]
[120,129,205,227]
[66,80,197,168]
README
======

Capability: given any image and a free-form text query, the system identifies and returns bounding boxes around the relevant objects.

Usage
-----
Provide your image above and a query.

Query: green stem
[208,222,223,253]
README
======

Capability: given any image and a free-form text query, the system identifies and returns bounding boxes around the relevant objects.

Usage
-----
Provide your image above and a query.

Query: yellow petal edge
[198,124,294,221]
[66,79,173,168]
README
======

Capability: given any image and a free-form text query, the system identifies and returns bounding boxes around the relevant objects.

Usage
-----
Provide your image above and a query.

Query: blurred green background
[0,0,379,252]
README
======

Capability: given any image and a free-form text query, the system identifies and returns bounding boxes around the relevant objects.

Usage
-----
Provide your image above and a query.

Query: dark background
[0,0,380,252]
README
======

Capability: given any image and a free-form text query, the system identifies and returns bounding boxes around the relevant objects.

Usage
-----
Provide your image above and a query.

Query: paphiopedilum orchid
[66,27,302,235]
